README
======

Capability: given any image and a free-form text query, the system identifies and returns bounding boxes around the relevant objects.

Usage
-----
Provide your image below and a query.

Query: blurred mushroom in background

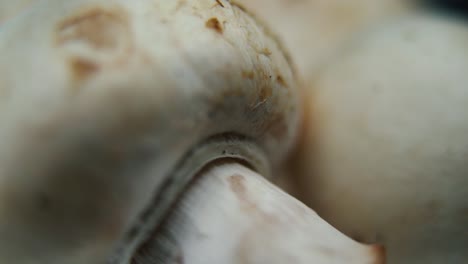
[0,0,467,263]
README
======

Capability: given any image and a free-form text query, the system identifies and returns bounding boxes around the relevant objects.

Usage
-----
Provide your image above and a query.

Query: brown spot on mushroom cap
[205,17,223,34]
[258,84,272,102]
[57,7,136,86]
[175,0,187,12]
[242,71,254,80]
[70,57,100,83]
[276,74,286,87]
[56,7,129,51]
[260,47,272,56]
[249,72,273,105]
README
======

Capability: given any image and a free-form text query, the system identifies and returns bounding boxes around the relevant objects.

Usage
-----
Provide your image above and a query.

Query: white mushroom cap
[132,162,385,264]
[0,0,299,263]
[295,12,468,264]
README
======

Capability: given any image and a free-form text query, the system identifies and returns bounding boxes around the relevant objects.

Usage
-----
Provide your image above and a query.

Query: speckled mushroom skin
[296,12,468,264]
[0,0,299,263]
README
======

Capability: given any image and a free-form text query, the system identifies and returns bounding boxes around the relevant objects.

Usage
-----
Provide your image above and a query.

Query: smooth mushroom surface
[132,162,385,264]
[0,0,300,263]
[0,0,35,25]
[294,11,468,264]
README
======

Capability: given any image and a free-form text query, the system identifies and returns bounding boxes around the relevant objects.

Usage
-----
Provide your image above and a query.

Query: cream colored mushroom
[131,162,384,264]
[0,0,300,263]
[295,11,468,264]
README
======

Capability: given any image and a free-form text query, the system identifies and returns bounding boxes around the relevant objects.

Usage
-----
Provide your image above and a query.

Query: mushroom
[231,0,415,194]
[0,0,300,262]
[131,162,385,264]
[294,10,468,264]
[0,0,391,262]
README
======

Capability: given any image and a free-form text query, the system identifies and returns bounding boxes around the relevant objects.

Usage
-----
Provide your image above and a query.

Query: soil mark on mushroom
[276,74,286,88]
[69,58,100,82]
[242,70,255,80]
[206,17,223,34]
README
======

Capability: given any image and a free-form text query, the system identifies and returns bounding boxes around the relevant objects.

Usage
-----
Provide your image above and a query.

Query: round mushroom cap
[0,0,299,263]
[296,12,468,264]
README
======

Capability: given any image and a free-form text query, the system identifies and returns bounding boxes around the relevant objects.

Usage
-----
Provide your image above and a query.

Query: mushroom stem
[131,162,385,264]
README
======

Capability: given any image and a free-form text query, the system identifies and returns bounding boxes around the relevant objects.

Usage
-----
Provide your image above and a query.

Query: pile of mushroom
[240,0,468,263]
[0,0,467,263]
[0,0,385,263]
